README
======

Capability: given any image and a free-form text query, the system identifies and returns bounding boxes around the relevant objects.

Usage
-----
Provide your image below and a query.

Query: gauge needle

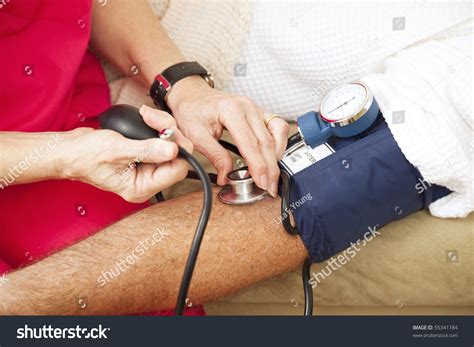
[327,97,356,114]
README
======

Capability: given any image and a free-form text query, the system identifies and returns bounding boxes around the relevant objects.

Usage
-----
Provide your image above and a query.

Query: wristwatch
[149,61,214,113]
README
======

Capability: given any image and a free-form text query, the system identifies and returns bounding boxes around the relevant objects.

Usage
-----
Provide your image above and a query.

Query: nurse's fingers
[140,104,176,130]
[140,104,193,154]
[121,137,178,164]
[265,116,289,159]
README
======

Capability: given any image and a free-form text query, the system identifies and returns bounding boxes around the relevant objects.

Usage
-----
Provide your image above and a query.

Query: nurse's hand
[58,106,192,203]
[166,76,289,197]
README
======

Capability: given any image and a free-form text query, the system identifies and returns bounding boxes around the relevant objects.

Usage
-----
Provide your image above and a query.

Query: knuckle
[175,163,189,182]
[207,150,225,167]
[255,165,268,178]
[269,165,281,180]
[259,135,275,149]
[122,190,149,204]
[237,95,254,106]
[221,111,244,125]
[164,114,177,127]
[242,136,259,151]
[249,160,267,176]
[120,191,135,203]
[273,120,290,137]
[218,98,242,115]
[207,149,231,171]
[221,152,234,169]
[233,112,246,122]
[179,167,189,181]
[279,121,290,134]
[216,98,233,111]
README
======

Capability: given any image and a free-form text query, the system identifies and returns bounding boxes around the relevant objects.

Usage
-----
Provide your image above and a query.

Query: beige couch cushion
[214,211,473,308]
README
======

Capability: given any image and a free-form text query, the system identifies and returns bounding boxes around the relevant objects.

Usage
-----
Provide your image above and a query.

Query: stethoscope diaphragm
[218,168,267,205]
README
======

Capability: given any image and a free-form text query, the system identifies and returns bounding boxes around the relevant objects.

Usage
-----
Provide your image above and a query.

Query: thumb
[195,130,233,185]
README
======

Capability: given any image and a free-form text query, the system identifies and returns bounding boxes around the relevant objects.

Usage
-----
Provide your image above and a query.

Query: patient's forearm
[0,188,307,315]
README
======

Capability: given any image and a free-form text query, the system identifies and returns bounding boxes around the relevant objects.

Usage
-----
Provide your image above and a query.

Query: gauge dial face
[320,83,368,122]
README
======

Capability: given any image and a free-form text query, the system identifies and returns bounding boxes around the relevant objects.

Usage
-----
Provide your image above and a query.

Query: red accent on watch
[149,62,213,113]
[155,75,171,91]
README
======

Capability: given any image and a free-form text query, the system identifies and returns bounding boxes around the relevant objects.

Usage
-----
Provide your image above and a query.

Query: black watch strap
[149,62,213,113]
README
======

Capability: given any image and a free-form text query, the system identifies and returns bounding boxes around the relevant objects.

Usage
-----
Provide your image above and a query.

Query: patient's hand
[57,106,192,203]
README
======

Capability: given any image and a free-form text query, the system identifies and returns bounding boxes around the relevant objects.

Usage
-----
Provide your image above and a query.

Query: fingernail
[269,181,278,198]
[259,174,268,190]
[139,104,152,115]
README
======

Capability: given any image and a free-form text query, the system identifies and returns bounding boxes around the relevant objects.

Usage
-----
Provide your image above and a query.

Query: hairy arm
[0,188,307,315]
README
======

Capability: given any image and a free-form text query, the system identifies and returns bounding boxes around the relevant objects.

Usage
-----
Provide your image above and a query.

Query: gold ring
[264,114,281,127]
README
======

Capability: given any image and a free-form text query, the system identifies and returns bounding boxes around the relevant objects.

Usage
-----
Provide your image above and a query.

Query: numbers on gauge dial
[321,84,367,121]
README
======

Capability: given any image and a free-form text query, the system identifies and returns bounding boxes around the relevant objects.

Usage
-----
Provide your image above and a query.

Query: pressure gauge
[296,82,380,148]
[320,83,370,124]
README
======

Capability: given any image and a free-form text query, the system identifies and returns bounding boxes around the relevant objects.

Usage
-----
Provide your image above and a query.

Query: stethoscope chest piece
[218,168,267,205]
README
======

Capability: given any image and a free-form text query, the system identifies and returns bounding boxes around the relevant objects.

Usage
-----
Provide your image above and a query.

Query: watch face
[320,83,368,122]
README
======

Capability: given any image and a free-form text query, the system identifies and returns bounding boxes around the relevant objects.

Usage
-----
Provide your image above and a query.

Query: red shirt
[0,0,148,269]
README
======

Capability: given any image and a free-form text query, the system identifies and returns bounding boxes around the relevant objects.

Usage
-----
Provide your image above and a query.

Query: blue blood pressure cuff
[279,116,450,263]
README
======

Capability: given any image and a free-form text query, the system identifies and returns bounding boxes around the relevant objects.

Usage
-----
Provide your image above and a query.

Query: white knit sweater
[115,1,472,218]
